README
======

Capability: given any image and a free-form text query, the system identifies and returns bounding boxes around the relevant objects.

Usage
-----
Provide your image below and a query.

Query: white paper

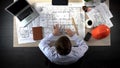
[34,3,86,39]
[85,0,101,6]
[97,3,113,18]
[15,17,35,44]
[15,3,85,44]
[86,3,113,28]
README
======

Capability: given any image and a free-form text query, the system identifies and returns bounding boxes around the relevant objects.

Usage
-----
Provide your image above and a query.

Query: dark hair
[55,36,72,55]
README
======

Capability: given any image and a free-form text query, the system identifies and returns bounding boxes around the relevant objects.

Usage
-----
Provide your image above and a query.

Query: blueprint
[86,3,113,28]
[15,3,85,44]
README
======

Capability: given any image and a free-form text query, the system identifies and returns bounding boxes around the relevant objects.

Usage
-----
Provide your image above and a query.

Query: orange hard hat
[91,24,110,40]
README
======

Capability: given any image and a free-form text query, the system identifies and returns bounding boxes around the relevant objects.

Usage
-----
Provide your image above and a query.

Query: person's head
[55,36,72,56]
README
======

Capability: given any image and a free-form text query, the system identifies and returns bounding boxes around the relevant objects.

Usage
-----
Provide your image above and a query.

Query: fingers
[65,29,75,37]
[53,24,75,37]
[53,24,61,36]
[53,25,55,29]
[65,29,72,33]
[54,24,59,29]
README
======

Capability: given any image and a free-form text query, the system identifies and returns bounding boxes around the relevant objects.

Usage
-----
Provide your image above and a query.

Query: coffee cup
[85,19,94,28]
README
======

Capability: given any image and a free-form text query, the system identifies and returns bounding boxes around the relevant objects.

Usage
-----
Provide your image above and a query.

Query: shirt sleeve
[71,34,83,46]
[71,34,88,58]
[38,33,56,61]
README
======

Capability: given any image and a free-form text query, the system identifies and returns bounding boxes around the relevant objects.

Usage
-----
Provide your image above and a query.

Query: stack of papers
[86,3,113,28]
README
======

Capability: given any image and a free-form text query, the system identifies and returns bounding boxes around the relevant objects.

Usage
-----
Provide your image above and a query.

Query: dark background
[0,0,120,68]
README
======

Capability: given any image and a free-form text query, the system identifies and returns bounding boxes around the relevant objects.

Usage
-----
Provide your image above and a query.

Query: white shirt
[38,33,88,65]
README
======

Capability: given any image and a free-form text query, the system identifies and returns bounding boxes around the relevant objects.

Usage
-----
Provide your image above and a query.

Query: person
[38,24,88,65]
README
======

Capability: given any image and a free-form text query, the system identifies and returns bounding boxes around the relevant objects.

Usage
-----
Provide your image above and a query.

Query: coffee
[85,19,93,28]
[88,20,92,25]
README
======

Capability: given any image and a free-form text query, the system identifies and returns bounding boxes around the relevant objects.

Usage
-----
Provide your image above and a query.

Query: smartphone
[84,32,92,41]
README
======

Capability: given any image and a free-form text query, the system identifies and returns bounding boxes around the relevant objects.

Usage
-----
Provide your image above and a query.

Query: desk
[13,0,110,47]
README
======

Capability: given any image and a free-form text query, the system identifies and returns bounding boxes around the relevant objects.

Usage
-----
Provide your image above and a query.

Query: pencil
[72,17,79,35]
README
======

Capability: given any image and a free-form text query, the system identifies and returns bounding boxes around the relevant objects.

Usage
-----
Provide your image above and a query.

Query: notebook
[5,0,39,27]
[32,27,43,40]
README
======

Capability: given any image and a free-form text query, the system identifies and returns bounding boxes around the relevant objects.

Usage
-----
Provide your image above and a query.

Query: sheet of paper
[34,3,85,40]
[86,3,113,28]
[15,17,35,44]
[85,0,101,6]
[15,2,85,44]
[96,3,113,18]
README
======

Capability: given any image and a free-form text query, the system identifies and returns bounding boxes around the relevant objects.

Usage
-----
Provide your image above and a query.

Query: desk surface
[13,0,110,47]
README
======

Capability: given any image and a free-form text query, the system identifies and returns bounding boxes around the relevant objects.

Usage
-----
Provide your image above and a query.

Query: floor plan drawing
[15,3,85,44]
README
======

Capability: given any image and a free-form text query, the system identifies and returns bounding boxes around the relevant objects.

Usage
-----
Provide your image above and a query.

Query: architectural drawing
[16,3,85,44]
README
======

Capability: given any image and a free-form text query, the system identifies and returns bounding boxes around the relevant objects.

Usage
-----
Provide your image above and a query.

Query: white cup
[85,19,94,28]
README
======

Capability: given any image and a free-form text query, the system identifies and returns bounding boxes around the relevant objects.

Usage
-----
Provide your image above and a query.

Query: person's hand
[53,24,61,36]
[65,29,75,37]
